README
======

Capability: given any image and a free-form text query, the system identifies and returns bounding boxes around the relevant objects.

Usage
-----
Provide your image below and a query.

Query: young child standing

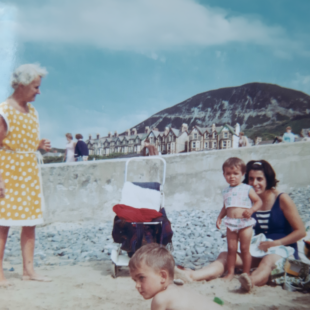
[129,243,224,310]
[216,157,262,280]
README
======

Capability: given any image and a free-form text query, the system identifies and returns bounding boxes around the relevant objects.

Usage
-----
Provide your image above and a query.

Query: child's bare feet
[238,273,253,292]
[174,266,193,283]
[222,273,234,281]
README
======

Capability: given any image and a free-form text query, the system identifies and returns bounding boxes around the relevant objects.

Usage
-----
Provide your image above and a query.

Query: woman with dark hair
[175,160,306,292]
[74,134,89,161]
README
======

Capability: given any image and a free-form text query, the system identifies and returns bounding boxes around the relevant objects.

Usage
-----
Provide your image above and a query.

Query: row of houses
[86,123,241,156]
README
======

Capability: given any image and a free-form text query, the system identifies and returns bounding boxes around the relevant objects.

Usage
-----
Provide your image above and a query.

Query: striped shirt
[255,210,271,233]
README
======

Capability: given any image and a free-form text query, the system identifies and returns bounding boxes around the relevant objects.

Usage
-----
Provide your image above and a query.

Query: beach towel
[113,204,163,222]
[120,182,161,211]
[220,233,295,258]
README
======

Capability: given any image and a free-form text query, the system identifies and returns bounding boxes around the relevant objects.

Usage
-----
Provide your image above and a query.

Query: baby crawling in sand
[129,243,224,310]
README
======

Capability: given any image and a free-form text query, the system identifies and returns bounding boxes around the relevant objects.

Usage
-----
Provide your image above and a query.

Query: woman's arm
[0,115,7,144]
[259,193,306,251]
[37,139,51,152]
[0,116,7,198]
[276,193,306,245]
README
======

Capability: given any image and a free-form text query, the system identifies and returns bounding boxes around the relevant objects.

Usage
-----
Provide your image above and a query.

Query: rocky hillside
[132,83,310,140]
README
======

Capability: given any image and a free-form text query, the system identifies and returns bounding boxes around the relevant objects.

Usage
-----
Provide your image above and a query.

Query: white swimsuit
[222,183,253,209]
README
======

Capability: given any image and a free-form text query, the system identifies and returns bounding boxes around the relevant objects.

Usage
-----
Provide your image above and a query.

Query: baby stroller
[110,157,171,278]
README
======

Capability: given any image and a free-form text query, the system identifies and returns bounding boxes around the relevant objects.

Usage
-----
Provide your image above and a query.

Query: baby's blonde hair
[129,243,175,279]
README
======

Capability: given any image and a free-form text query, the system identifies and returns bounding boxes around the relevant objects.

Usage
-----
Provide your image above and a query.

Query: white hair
[11,63,48,89]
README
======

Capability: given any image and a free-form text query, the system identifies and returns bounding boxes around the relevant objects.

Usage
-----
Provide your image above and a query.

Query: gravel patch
[3,186,310,269]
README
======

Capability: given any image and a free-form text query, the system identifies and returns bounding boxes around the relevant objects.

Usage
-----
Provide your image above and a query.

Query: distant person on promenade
[75,134,89,161]
[0,63,52,286]
[238,132,249,147]
[272,136,283,144]
[141,138,159,156]
[64,133,76,162]
[282,126,296,143]
[302,131,310,142]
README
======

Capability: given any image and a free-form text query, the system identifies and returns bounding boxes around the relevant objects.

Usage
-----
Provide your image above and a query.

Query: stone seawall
[41,141,310,224]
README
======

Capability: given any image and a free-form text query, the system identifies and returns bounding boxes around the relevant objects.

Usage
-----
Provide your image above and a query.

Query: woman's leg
[223,228,238,280]
[175,251,244,282]
[239,254,281,291]
[250,254,281,287]
[21,226,36,277]
[21,226,52,281]
[0,226,10,285]
[238,226,253,275]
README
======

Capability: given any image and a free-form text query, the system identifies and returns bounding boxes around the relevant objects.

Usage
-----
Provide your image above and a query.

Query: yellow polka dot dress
[0,101,43,226]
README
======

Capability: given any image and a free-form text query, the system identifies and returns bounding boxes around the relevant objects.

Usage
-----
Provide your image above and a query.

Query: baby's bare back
[152,285,226,310]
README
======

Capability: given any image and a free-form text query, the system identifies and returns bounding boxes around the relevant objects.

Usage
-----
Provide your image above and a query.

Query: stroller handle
[124,156,166,187]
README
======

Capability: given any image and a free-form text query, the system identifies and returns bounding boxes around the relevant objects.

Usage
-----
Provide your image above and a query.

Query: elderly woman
[175,160,306,292]
[0,64,51,286]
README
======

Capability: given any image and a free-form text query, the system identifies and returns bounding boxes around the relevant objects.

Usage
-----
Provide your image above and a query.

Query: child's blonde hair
[222,157,246,174]
[129,243,175,279]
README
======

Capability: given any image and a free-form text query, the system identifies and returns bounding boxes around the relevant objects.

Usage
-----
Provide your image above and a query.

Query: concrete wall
[41,141,310,224]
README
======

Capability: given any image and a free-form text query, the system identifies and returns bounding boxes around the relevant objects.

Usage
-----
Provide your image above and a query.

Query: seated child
[216,157,262,280]
[129,243,224,310]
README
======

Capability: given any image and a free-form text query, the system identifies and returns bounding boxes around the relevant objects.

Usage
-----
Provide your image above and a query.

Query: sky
[0,0,309,148]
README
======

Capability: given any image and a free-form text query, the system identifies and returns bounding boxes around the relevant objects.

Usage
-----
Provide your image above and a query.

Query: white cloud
[7,0,296,53]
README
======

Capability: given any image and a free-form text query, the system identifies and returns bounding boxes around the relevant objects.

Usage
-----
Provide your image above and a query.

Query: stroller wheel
[111,263,118,278]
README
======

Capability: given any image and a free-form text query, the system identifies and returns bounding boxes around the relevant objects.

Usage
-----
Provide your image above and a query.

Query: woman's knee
[21,226,36,236]
[259,254,281,269]
[0,226,10,235]
[217,252,228,261]
[22,226,36,231]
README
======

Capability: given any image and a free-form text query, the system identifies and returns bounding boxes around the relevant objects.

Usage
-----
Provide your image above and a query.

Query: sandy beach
[1,260,309,310]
